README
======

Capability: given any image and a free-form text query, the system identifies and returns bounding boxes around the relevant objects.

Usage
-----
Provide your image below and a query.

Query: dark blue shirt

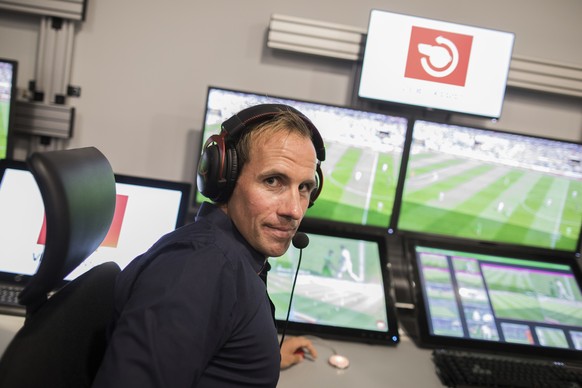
[92,202,280,388]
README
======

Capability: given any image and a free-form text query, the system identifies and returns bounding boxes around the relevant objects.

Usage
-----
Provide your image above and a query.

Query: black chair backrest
[18,147,117,312]
[0,147,121,388]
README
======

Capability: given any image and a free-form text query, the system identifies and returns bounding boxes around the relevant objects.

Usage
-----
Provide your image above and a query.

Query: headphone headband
[221,104,326,162]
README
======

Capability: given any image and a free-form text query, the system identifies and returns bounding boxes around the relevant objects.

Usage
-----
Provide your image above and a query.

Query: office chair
[0,146,121,388]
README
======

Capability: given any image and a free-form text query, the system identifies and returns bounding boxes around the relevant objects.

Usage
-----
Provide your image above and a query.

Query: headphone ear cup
[309,164,324,208]
[196,134,240,203]
[215,146,238,203]
[196,136,222,201]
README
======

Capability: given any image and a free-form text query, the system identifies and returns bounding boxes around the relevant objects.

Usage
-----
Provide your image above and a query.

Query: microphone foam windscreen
[292,232,309,249]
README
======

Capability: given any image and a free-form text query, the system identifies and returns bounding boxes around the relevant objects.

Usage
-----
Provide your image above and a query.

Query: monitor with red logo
[0,160,191,288]
[358,10,515,119]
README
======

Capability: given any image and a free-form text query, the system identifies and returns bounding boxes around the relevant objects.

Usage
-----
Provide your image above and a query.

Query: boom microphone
[292,232,309,249]
[280,232,309,347]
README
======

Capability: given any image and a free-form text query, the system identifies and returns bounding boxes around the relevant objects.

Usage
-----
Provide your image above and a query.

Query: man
[337,244,360,282]
[93,104,323,387]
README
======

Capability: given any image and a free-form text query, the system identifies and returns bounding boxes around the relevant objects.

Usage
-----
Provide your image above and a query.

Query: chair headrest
[18,147,116,309]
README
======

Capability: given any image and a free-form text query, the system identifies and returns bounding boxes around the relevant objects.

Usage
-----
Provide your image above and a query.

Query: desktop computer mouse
[328,354,350,369]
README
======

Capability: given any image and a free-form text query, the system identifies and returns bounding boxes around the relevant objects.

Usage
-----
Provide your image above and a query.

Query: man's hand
[280,336,318,369]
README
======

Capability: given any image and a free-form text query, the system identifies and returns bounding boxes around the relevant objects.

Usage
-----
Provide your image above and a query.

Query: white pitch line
[362,152,379,225]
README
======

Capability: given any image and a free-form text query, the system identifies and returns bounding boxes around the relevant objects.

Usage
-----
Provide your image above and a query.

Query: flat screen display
[409,238,582,360]
[268,223,399,345]
[359,10,515,118]
[0,160,191,283]
[197,86,409,229]
[397,119,582,253]
[0,58,17,160]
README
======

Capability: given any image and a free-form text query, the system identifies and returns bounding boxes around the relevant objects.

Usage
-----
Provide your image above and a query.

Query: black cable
[279,247,303,348]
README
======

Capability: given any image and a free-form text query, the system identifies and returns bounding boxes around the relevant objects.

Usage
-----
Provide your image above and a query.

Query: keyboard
[432,348,582,387]
[0,284,25,316]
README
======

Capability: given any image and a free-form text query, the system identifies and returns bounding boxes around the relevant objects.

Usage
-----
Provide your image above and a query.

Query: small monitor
[0,160,191,285]
[397,119,582,253]
[359,10,515,118]
[197,86,409,230]
[407,237,582,360]
[0,58,18,160]
[268,222,400,345]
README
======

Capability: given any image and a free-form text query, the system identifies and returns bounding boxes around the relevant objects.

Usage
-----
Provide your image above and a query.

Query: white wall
[1,0,581,184]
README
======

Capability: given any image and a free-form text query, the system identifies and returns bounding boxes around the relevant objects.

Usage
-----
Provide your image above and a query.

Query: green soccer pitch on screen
[409,239,582,359]
[398,120,582,253]
[0,58,18,160]
[195,86,409,230]
[268,223,400,345]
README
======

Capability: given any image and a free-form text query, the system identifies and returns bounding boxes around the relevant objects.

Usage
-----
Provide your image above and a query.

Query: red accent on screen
[37,194,129,248]
[101,194,128,247]
[37,214,47,245]
[404,26,473,86]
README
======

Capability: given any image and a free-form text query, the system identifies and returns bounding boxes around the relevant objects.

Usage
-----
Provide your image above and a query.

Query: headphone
[197,103,326,207]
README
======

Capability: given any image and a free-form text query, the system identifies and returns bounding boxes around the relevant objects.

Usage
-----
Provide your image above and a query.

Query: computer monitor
[359,9,515,119]
[268,222,400,345]
[0,160,191,285]
[197,86,409,230]
[0,58,18,160]
[397,119,582,253]
[407,237,582,360]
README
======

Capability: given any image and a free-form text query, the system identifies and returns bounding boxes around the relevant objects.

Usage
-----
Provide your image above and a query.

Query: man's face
[224,131,318,257]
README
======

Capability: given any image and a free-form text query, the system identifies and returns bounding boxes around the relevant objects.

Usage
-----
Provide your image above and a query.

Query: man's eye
[299,183,313,193]
[265,177,278,186]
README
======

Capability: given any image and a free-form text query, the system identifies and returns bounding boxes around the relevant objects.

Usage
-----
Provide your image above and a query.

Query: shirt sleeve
[92,243,236,388]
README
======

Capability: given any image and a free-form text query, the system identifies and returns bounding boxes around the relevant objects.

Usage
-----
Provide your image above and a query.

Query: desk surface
[0,314,443,387]
[0,313,22,351]
[278,333,442,388]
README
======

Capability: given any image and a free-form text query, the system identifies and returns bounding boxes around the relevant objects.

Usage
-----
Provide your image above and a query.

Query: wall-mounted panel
[0,0,87,21]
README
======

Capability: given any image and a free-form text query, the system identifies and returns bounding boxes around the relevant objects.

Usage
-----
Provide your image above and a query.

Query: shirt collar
[196,202,267,275]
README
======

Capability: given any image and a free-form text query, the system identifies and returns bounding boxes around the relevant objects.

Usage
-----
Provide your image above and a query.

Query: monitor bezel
[273,220,400,346]
[195,85,411,233]
[405,235,582,360]
[394,117,582,255]
[0,57,18,160]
